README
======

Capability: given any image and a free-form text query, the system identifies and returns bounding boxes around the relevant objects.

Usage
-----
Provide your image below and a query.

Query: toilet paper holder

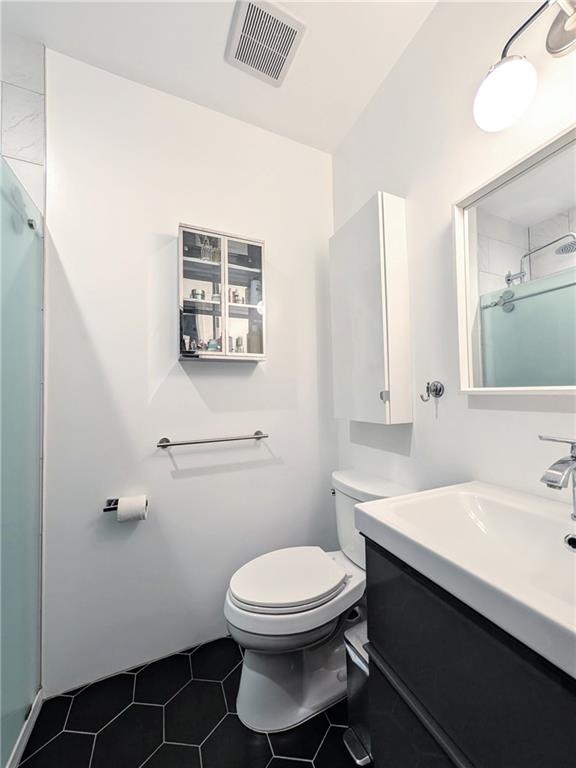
[103,495,148,522]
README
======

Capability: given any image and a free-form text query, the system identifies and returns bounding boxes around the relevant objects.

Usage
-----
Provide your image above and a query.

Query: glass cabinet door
[226,239,264,357]
[180,229,224,357]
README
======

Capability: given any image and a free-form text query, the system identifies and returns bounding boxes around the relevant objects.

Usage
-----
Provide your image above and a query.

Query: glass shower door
[0,158,43,765]
[480,268,576,387]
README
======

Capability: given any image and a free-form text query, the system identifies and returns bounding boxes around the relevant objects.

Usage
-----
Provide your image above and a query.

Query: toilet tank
[331,470,414,569]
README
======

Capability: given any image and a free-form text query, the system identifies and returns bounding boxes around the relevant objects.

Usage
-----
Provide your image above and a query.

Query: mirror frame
[453,126,576,395]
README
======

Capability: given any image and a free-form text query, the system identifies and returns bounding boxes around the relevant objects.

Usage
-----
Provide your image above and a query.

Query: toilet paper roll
[116,495,148,522]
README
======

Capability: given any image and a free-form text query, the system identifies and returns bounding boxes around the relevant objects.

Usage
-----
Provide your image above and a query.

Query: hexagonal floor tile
[164,680,226,745]
[314,726,355,767]
[91,704,162,768]
[269,714,329,760]
[21,696,72,761]
[201,714,271,768]
[66,673,134,732]
[143,743,201,767]
[269,760,310,767]
[190,638,241,681]
[325,698,348,727]
[134,654,191,704]
[19,731,94,767]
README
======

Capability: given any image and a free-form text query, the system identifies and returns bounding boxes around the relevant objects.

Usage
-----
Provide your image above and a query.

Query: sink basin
[355,481,576,678]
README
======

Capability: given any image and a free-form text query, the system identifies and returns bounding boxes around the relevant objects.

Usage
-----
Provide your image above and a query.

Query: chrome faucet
[539,435,576,521]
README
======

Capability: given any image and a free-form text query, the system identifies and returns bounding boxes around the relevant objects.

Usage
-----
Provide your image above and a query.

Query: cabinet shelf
[182,301,261,319]
[183,258,260,289]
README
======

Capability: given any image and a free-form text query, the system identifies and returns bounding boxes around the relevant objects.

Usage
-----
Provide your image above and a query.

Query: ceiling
[3,1,436,151]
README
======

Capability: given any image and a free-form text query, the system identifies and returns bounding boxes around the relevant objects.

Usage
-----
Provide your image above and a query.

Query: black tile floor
[20,637,356,768]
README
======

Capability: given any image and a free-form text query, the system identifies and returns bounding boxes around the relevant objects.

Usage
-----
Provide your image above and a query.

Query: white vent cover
[225,1,305,86]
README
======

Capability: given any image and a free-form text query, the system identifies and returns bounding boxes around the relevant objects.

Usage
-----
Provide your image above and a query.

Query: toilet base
[236,622,348,733]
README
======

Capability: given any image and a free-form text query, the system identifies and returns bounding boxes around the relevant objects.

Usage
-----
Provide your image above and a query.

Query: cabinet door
[226,238,265,358]
[180,229,224,358]
[329,192,412,424]
[369,660,456,768]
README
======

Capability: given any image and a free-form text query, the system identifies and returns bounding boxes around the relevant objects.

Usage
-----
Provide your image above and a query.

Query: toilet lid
[229,547,348,614]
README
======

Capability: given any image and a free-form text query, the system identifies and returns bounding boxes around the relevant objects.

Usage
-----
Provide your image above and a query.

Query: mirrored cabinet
[179,224,265,361]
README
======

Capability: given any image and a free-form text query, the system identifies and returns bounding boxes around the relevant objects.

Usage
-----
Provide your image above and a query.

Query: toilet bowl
[224,470,413,733]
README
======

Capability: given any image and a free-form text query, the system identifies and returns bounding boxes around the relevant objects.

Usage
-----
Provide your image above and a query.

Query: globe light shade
[473,56,537,132]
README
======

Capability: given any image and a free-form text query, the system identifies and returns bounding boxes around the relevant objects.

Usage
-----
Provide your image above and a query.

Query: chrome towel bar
[157,430,268,448]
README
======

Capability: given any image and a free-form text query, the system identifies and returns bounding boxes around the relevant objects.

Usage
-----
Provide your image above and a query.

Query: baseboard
[5,688,43,768]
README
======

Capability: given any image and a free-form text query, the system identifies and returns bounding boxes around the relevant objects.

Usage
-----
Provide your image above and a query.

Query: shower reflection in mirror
[456,132,576,391]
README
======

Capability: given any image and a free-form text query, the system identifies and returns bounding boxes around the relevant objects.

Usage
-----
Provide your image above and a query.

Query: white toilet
[224,470,412,732]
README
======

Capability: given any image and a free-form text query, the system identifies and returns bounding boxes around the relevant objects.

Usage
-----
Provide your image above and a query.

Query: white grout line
[132,702,163,708]
[199,712,229,747]
[312,723,331,763]
[18,731,62,765]
[87,732,97,768]
[164,740,201,747]
[137,743,163,768]
[161,678,192,707]
[62,729,95,735]
[266,731,275,757]
[221,659,243,681]
[62,693,74,731]
[221,681,228,713]
[94,703,133,735]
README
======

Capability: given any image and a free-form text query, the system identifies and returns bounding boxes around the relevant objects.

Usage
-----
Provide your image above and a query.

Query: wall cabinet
[329,192,412,424]
[365,538,576,768]
[179,224,265,361]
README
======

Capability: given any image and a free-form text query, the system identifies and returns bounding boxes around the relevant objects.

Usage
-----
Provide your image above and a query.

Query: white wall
[332,3,576,494]
[44,51,335,695]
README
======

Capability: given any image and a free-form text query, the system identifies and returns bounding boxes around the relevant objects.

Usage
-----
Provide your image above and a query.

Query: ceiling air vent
[225,1,305,87]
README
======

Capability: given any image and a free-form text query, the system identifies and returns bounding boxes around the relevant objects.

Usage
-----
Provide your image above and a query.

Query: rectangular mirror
[454,129,576,393]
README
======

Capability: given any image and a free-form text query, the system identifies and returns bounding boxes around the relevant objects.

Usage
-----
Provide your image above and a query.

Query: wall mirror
[454,129,576,394]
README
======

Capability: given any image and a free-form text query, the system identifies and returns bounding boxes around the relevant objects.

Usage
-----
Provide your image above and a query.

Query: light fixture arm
[501,1,551,59]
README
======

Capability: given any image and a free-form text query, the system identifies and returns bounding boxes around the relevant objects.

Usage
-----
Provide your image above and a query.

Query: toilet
[224,470,413,733]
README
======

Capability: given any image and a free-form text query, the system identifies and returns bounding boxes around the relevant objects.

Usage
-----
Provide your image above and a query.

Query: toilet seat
[229,546,348,615]
[225,549,366,637]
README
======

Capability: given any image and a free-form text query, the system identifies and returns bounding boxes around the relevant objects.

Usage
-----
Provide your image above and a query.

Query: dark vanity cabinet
[365,539,576,768]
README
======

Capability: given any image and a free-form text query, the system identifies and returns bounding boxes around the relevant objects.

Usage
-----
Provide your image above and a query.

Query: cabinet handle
[379,390,389,402]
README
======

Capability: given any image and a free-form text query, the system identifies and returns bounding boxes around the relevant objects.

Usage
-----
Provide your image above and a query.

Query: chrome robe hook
[420,381,445,402]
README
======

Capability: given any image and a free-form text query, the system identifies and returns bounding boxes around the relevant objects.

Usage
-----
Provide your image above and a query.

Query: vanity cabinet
[365,538,576,768]
[329,192,413,425]
[179,224,265,361]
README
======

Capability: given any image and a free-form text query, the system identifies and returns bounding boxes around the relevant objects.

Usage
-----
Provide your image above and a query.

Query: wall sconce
[474,0,576,132]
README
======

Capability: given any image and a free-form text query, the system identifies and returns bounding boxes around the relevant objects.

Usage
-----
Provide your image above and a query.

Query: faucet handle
[539,435,576,456]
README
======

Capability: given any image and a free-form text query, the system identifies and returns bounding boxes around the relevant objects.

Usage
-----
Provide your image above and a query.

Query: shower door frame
[453,124,576,395]
[1,157,45,767]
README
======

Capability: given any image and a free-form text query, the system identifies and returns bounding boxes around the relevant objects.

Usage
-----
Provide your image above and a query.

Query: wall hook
[420,381,445,402]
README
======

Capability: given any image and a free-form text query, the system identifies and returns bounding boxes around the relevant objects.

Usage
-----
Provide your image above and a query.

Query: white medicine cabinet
[178,224,265,361]
[329,192,413,424]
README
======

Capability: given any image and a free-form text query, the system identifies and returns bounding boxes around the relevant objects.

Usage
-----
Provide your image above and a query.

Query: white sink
[355,481,576,678]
